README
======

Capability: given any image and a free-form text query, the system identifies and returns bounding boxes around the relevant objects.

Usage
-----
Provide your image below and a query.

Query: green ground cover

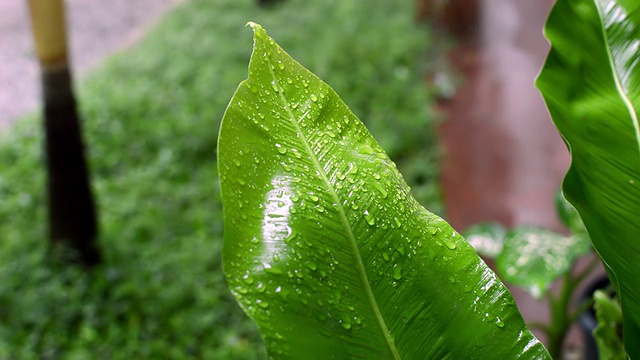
[0,0,439,358]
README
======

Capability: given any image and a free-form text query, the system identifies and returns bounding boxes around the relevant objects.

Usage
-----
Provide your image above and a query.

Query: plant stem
[546,272,573,358]
[546,255,601,358]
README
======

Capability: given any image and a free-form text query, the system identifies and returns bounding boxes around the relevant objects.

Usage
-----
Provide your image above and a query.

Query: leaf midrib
[263,48,401,359]
[594,0,640,163]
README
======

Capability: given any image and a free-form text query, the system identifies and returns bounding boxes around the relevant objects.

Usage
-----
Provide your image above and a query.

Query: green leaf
[463,222,507,258]
[496,228,590,300]
[593,290,626,360]
[537,0,640,356]
[218,23,549,359]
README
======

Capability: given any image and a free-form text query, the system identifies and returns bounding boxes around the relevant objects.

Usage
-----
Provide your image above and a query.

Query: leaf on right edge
[537,0,640,356]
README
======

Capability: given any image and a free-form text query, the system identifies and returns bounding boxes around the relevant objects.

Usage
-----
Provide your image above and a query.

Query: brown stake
[28,0,101,266]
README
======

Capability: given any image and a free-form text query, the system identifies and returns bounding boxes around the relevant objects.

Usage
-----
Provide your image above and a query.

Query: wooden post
[28,0,101,266]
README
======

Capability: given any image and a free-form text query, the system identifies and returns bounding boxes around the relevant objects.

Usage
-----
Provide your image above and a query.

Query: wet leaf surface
[538,0,640,356]
[218,22,549,359]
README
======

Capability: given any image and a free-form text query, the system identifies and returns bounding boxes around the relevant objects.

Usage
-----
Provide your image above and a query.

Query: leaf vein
[265,51,401,359]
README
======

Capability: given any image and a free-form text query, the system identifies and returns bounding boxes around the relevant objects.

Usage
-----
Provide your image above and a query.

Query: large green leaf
[537,0,640,356]
[218,23,549,359]
[496,228,590,300]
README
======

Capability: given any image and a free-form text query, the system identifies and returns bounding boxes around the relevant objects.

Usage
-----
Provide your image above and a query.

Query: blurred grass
[0,0,440,358]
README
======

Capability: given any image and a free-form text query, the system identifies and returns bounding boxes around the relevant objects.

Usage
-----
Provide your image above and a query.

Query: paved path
[0,0,182,131]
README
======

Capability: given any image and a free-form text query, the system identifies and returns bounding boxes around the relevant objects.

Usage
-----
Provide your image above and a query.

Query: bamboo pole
[27,0,101,266]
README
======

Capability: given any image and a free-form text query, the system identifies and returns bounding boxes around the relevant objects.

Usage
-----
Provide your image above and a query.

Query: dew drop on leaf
[393,266,403,280]
[374,183,388,198]
[242,273,254,285]
[364,211,375,226]
[275,143,287,154]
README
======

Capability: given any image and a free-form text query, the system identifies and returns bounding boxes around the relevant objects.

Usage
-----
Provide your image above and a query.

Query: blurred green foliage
[0,0,438,358]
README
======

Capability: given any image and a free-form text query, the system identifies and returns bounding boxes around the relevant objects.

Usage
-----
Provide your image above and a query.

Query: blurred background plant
[464,193,599,359]
[0,0,439,357]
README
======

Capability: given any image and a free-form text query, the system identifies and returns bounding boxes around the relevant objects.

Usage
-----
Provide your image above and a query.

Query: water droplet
[270,80,281,93]
[311,94,318,102]
[340,318,352,330]
[275,143,287,154]
[372,173,381,180]
[236,178,246,185]
[358,145,374,155]
[277,61,285,70]
[242,274,254,285]
[382,252,390,262]
[291,195,299,202]
[393,217,402,228]
[347,163,358,175]
[393,266,403,280]
[364,211,375,226]
[257,300,270,309]
[309,194,319,202]
[306,262,317,270]
[264,266,284,275]
[495,317,505,328]
[258,113,265,119]
[351,203,359,210]
[373,183,388,198]
[444,241,457,250]
[234,159,241,167]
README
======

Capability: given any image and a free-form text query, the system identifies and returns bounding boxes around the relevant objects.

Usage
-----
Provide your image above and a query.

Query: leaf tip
[246,21,267,39]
